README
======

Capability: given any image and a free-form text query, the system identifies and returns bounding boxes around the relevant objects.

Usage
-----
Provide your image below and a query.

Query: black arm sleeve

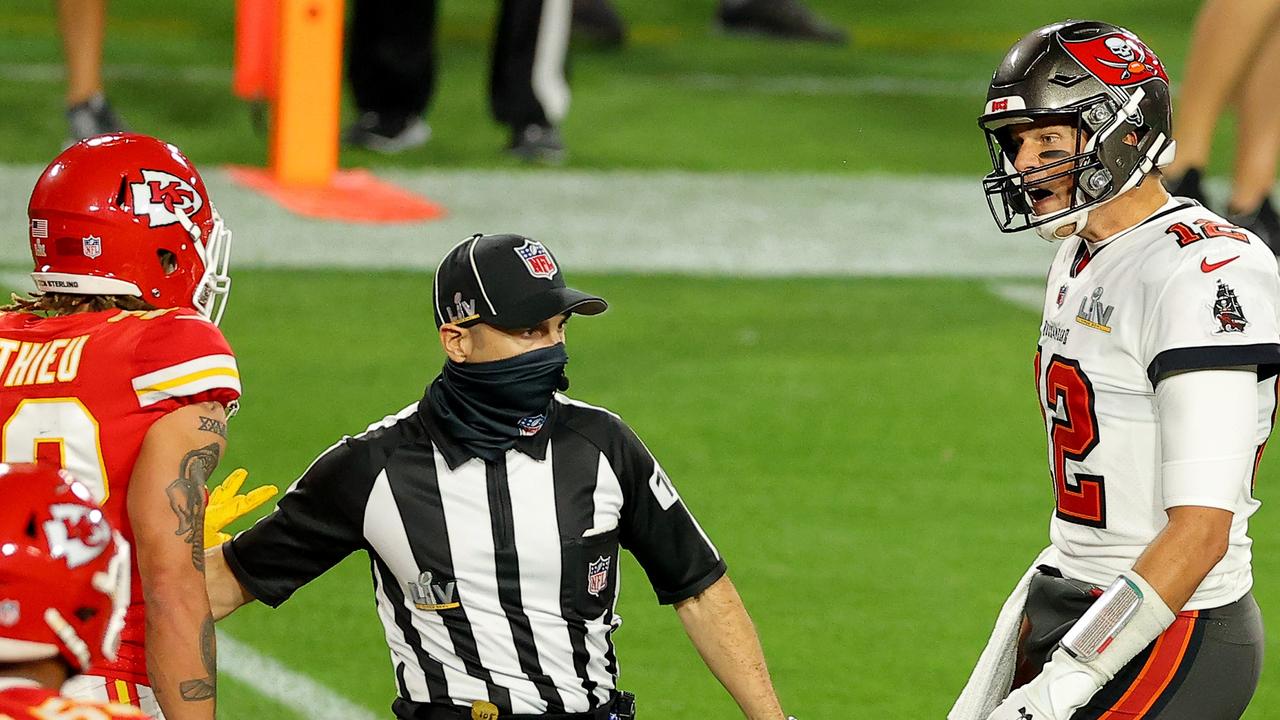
[611,424,726,605]
[223,438,373,607]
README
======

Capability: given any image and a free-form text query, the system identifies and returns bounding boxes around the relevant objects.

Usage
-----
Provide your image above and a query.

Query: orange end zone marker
[232,0,279,102]
[271,0,343,186]
[226,166,447,223]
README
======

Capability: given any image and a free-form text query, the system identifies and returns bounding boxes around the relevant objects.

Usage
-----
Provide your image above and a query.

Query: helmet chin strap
[1034,207,1090,242]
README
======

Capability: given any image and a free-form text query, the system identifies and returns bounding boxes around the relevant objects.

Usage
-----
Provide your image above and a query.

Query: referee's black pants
[347,0,571,131]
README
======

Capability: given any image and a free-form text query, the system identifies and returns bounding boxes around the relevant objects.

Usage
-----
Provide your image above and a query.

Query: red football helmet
[0,464,130,673]
[27,133,233,324]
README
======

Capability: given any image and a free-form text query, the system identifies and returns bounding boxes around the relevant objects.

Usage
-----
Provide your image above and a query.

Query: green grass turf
[60,268,1259,718]
[0,0,1245,176]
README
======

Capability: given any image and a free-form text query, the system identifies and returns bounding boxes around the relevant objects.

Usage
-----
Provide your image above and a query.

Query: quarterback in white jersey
[960,19,1277,720]
[1038,199,1279,611]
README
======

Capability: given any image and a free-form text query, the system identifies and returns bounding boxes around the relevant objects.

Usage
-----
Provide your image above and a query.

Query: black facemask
[426,343,569,462]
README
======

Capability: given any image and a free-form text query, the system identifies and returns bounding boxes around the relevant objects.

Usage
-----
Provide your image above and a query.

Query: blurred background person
[1164,0,1280,249]
[571,0,847,48]
[344,0,571,163]
[58,0,127,143]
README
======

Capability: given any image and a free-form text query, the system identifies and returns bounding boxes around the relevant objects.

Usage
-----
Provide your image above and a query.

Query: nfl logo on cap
[514,239,558,279]
[82,235,102,259]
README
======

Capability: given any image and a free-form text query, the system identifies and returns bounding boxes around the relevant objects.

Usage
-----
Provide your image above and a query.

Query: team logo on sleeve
[1075,287,1114,333]
[587,556,611,597]
[1213,280,1248,333]
[129,169,204,228]
[514,239,558,279]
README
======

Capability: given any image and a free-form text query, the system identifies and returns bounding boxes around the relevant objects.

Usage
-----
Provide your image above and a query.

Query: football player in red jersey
[0,134,239,720]
[0,463,150,719]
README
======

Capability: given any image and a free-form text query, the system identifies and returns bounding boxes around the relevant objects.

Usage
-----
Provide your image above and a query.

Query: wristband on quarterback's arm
[989,570,1175,720]
[1061,568,1175,677]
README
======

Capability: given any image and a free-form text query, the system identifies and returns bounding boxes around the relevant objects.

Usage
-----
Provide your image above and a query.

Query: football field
[2,0,1279,717]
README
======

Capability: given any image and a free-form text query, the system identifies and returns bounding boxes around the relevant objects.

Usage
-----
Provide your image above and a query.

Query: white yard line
[0,165,1059,277]
[986,281,1045,313]
[217,632,381,720]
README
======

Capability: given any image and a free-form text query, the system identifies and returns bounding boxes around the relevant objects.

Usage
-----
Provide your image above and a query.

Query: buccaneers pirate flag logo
[1061,32,1169,86]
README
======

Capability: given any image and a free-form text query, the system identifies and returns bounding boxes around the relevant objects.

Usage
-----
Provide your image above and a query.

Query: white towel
[948,545,1058,720]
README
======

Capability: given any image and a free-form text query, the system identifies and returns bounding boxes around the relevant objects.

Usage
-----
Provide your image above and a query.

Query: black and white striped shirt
[224,393,726,716]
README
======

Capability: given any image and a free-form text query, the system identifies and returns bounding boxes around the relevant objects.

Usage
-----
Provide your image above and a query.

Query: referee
[205,234,795,719]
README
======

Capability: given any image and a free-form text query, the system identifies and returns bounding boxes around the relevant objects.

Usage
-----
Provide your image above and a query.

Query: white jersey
[1035,198,1280,610]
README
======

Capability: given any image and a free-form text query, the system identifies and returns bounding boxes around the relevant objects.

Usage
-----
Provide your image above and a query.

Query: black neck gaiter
[426,344,569,462]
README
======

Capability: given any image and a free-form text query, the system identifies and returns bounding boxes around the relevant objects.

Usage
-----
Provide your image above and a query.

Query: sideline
[0,165,1055,278]
[218,632,381,720]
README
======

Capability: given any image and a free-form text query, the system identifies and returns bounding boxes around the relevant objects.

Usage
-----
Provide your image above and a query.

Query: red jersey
[0,682,150,719]
[0,308,240,684]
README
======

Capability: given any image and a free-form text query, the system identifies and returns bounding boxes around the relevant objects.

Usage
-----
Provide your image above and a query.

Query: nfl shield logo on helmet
[587,556,610,597]
[82,235,102,259]
[514,239,558,279]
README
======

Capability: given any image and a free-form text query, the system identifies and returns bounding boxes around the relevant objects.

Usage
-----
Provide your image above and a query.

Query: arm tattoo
[166,443,221,572]
[179,614,217,702]
[198,416,227,438]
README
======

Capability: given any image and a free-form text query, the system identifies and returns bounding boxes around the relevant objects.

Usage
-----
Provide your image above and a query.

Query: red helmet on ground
[0,464,130,673]
[26,133,233,324]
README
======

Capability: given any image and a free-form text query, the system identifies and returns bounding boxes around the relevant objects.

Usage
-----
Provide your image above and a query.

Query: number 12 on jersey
[1036,350,1107,528]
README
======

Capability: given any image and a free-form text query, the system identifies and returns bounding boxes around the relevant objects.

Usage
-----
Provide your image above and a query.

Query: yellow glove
[204,468,279,548]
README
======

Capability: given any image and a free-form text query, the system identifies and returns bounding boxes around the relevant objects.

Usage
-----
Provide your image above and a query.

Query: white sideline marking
[217,631,381,720]
[987,282,1044,313]
[1,61,981,97]
[678,73,979,97]
[0,63,229,85]
[0,165,1061,276]
[0,271,30,293]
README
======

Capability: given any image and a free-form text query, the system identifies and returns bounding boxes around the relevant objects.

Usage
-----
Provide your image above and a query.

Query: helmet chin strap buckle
[1035,207,1090,242]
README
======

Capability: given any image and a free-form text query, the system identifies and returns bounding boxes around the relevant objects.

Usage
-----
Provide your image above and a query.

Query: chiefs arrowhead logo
[129,169,204,229]
[43,503,111,569]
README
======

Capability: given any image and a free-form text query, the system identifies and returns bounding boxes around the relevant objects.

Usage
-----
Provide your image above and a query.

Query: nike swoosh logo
[1202,255,1241,273]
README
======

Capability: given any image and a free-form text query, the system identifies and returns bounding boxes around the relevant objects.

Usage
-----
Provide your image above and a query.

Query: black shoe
[1164,167,1209,206]
[509,124,565,165]
[1228,196,1280,254]
[716,0,848,44]
[65,93,127,145]
[572,0,626,48]
[342,112,430,154]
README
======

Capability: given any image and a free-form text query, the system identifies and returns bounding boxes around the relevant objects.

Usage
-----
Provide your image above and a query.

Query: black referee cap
[432,234,608,329]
